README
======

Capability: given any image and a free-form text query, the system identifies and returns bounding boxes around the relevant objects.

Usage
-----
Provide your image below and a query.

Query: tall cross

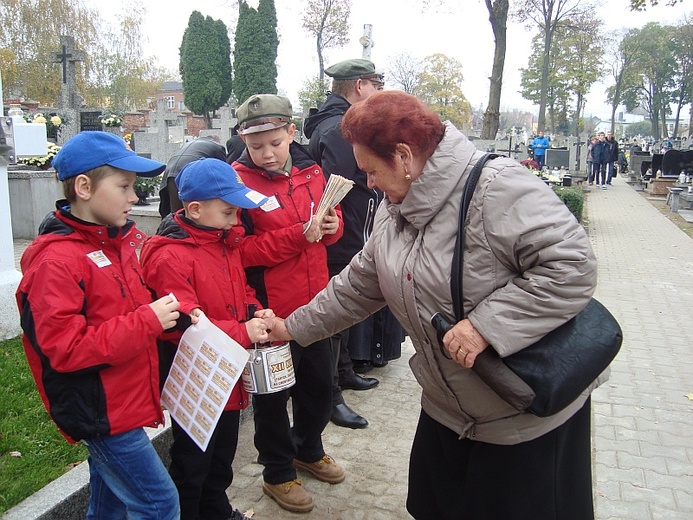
[359,24,374,60]
[51,35,85,85]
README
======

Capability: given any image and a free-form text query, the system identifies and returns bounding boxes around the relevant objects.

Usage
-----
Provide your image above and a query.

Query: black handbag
[433,154,623,417]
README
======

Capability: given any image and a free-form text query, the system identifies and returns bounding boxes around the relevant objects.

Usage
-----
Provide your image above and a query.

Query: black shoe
[339,373,379,391]
[352,360,373,373]
[331,403,368,429]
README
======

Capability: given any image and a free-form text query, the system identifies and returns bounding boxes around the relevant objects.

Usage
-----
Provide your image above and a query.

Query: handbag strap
[451,153,498,321]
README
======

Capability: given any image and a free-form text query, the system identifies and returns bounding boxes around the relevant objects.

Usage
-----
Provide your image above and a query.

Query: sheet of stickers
[161,312,250,451]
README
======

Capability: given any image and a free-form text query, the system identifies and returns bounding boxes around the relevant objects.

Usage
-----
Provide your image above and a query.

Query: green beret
[237,94,293,135]
[324,59,383,82]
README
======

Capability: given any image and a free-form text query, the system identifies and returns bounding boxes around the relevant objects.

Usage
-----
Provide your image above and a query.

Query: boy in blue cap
[16,131,182,519]
[140,158,273,520]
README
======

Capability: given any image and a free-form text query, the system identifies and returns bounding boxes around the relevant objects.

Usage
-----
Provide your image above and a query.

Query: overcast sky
[89,0,690,119]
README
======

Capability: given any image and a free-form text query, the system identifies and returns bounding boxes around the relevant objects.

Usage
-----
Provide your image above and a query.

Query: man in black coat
[605,131,619,185]
[158,136,227,217]
[304,59,405,429]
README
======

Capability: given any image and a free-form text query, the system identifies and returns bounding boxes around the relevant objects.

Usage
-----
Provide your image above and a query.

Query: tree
[605,30,640,135]
[387,53,423,94]
[87,5,165,112]
[298,76,330,112]
[301,0,351,81]
[179,11,233,128]
[520,34,571,133]
[559,11,603,136]
[670,20,693,138]
[625,22,676,138]
[233,0,278,104]
[629,0,681,10]
[515,0,585,132]
[481,0,509,140]
[0,0,99,104]
[415,53,471,130]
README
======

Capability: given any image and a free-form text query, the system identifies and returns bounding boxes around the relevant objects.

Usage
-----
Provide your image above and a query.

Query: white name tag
[87,250,112,268]
[260,196,281,212]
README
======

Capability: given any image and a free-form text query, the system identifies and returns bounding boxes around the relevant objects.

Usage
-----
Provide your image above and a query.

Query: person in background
[158,136,227,218]
[531,130,550,170]
[304,58,394,429]
[586,136,598,185]
[267,91,600,520]
[141,158,272,520]
[232,94,345,513]
[592,131,610,188]
[16,131,181,519]
[226,124,246,165]
[605,131,619,185]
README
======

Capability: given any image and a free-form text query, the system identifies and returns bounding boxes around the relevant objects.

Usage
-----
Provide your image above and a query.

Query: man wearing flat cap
[304,59,405,431]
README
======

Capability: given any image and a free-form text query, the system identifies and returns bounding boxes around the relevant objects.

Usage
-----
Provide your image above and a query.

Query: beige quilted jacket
[286,123,602,444]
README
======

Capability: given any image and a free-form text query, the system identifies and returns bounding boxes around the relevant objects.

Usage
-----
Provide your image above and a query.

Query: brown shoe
[293,454,345,484]
[262,479,314,513]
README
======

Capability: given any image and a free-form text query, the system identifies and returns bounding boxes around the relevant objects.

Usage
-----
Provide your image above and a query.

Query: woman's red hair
[341,91,445,166]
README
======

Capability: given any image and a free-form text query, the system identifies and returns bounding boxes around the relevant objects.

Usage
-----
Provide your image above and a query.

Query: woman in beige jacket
[269,91,600,520]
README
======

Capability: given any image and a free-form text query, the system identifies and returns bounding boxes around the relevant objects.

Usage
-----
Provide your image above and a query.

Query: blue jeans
[84,428,180,520]
[535,154,545,169]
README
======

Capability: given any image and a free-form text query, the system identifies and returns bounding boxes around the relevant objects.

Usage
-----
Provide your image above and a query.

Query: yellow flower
[50,116,62,126]
[34,115,46,124]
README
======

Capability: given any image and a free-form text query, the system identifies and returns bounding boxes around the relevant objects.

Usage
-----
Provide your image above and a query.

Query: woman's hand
[320,207,339,236]
[266,317,293,342]
[442,318,489,368]
[254,308,275,319]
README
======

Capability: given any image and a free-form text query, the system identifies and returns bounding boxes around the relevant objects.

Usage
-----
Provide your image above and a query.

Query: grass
[0,335,87,514]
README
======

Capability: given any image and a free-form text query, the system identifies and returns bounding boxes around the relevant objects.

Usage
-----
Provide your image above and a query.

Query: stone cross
[0,70,22,339]
[51,35,85,86]
[211,106,237,145]
[359,24,374,60]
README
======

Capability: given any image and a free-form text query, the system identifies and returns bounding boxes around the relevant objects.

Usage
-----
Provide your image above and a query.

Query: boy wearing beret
[232,94,344,513]
[140,158,272,520]
[16,131,182,519]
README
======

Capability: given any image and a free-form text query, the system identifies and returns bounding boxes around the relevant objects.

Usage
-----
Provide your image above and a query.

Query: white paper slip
[161,312,250,451]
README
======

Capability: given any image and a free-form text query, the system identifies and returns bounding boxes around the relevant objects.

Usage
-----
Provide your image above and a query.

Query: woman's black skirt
[407,399,594,520]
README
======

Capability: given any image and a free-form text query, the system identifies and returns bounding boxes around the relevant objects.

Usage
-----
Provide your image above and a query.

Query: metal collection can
[241,342,296,394]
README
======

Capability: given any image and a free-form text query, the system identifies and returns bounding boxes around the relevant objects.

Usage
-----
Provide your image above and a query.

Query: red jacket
[139,211,262,410]
[233,142,344,317]
[16,206,165,443]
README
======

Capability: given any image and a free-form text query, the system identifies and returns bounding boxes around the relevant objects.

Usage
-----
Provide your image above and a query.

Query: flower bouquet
[100,113,123,128]
[18,142,61,170]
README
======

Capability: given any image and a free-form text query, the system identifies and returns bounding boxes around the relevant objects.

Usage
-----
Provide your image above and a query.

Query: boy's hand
[303,218,323,243]
[255,308,275,319]
[150,295,180,330]
[189,308,202,325]
[245,317,270,344]
[266,317,293,342]
[320,207,339,236]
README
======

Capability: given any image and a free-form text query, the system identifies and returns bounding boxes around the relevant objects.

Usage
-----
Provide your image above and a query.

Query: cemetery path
[10,176,693,519]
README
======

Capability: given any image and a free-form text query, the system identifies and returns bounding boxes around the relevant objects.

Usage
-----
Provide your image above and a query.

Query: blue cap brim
[219,187,268,209]
[109,155,166,177]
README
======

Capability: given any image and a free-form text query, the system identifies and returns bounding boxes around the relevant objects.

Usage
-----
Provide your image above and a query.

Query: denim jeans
[84,428,180,520]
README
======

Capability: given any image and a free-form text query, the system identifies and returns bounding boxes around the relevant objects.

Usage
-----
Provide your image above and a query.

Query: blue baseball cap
[176,158,269,208]
[53,131,165,181]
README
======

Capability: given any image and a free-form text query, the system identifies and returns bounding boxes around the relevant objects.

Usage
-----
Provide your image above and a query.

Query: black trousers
[253,338,332,484]
[407,399,594,520]
[169,410,240,520]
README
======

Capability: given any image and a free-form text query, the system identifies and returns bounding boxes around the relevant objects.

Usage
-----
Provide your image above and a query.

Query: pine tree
[233,0,278,104]
[179,11,233,127]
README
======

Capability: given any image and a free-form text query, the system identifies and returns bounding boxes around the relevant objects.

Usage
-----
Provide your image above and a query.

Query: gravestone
[132,102,185,163]
[0,76,22,339]
[80,111,102,132]
[51,35,85,144]
[210,106,236,145]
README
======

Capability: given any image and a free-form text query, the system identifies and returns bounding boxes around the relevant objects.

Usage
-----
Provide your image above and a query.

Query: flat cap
[324,59,384,82]
[237,94,293,135]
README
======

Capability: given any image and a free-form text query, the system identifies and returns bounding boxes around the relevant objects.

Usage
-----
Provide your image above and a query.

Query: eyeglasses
[363,78,385,91]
